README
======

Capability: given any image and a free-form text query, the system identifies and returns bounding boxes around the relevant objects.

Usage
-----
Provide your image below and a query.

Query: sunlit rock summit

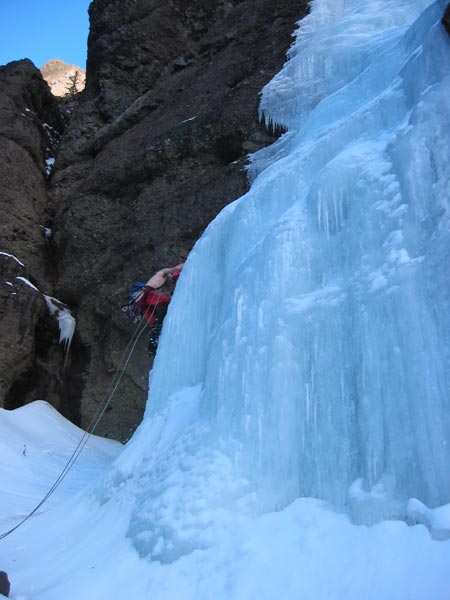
[40,59,86,97]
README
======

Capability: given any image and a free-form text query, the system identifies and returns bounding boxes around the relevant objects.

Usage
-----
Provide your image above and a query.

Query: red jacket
[137,287,171,326]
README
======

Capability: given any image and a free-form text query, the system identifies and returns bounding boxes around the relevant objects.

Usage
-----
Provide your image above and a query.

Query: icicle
[44,295,76,366]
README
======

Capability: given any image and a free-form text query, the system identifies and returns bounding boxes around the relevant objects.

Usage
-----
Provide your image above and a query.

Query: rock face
[49,0,308,440]
[0,570,10,597]
[0,60,62,279]
[0,60,80,421]
[40,59,86,97]
[1,0,308,441]
[443,3,450,35]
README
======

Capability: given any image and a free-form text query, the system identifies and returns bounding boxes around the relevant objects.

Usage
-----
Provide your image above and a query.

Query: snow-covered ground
[2,0,450,597]
[0,402,121,528]
[0,402,449,599]
[0,402,122,599]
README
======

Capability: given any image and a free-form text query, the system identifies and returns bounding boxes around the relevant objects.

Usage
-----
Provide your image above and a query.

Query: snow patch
[0,400,121,525]
[0,252,25,267]
[45,157,55,175]
[16,277,39,292]
[407,498,450,541]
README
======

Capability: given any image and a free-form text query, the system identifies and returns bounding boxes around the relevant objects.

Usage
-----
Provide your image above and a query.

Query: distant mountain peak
[40,59,86,97]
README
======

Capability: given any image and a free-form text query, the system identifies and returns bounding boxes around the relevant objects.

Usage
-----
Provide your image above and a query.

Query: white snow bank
[0,401,121,526]
[407,498,450,541]
[348,477,406,525]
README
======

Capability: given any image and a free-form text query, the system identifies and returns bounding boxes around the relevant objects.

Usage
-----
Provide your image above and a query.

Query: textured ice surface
[149,0,450,521]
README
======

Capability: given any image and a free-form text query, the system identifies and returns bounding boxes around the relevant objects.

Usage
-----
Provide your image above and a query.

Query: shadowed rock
[0,571,10,597]
[48,0,309,440]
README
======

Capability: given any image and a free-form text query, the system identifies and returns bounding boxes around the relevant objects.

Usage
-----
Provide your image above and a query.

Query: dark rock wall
[0,60,77,418]
[443,3,450,35]
[1,1,308,441]
[0,60,63,281]
[47,0,308,441]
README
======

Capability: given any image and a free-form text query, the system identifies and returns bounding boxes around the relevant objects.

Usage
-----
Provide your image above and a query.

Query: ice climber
[137,263,184,356]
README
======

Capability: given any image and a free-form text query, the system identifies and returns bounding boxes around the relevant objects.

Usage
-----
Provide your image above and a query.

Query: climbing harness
[0,298,163,541]
[122,274,179,324]
[121,282,147,322]
[122,283,171,356]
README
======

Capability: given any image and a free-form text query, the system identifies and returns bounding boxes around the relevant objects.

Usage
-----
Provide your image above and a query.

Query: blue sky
[0,0,91,69]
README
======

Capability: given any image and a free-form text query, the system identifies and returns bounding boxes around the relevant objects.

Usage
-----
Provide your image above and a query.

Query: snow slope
[0,402,121,528]
[2,0,450,598]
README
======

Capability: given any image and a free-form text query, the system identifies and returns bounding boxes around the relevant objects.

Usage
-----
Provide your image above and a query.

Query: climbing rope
[0,295,163,541]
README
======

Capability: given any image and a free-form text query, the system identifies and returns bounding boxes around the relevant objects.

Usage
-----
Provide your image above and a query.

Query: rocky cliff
[40,59,86,98]
[0,60,81,421]
[1,0,309,440]
[443,3,450,34]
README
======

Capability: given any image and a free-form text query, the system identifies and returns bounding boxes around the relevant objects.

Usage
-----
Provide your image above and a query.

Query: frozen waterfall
[2,0,450,598]
[147,0,450,522]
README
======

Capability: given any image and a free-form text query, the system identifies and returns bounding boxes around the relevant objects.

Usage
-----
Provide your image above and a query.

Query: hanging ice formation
[42,295,75,367]
[44,296,76,357]
[135,0,450,536]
